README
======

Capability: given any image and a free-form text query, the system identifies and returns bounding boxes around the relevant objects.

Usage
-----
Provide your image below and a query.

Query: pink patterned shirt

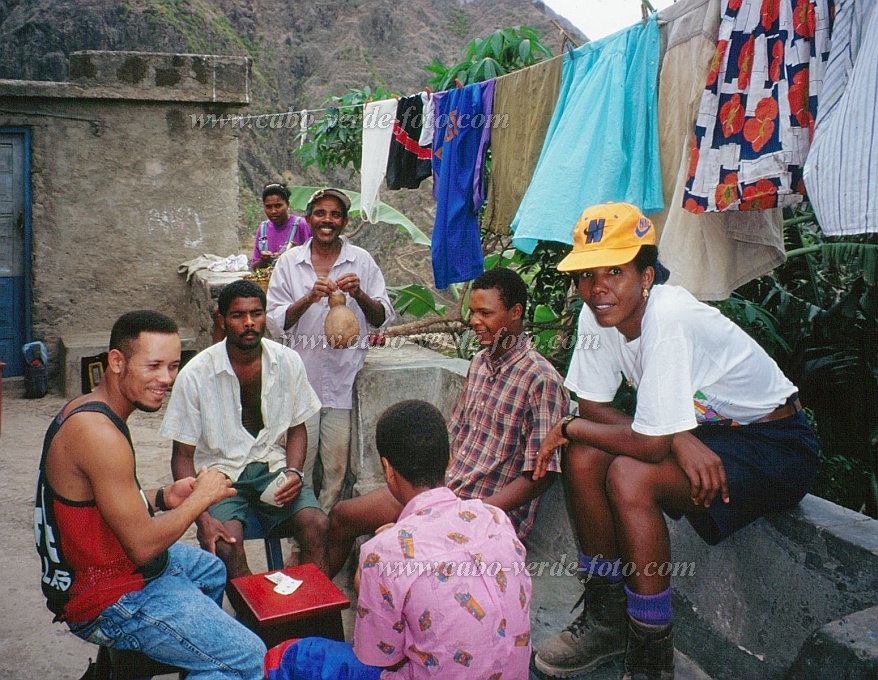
[353,487,532,679]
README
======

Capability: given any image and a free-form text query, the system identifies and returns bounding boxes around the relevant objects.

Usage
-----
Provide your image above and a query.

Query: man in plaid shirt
[325,267,569,576]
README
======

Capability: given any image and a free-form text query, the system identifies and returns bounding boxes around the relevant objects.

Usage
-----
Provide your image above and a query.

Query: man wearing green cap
[531,202,818,680]
[267,188,394,514]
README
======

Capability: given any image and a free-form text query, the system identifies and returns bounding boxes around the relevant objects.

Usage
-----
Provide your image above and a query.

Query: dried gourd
[324,290,360,348]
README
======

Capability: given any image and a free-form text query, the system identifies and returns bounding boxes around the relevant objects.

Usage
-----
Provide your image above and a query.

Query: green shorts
[207,461,320,535]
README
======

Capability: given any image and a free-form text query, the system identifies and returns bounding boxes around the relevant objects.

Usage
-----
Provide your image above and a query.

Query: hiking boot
[622,618,674,680]
[534,578,627,677]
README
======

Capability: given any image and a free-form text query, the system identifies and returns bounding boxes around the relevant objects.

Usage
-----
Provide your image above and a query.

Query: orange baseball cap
[557,202,656,272]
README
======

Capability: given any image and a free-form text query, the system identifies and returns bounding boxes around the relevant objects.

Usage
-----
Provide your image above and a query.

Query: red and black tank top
[34,401,169,623]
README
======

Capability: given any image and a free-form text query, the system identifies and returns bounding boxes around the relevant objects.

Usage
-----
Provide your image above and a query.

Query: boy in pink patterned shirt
[269,400,532,680]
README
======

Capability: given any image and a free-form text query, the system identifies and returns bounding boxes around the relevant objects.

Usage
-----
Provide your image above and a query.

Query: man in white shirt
[160,279,327,578]
[266,188,394,513]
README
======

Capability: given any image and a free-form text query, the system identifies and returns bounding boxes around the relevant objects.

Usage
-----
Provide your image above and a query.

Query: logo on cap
[585,219,605,244]
[634,218,652,238]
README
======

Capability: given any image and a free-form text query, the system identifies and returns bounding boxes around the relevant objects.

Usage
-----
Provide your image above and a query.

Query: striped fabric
[803,0,878,235]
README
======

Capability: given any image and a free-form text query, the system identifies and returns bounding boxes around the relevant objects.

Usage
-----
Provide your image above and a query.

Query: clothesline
[218,48,575,128]
[359,0,868,301]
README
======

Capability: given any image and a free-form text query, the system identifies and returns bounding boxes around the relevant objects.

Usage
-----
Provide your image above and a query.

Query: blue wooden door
[0,132,28,377]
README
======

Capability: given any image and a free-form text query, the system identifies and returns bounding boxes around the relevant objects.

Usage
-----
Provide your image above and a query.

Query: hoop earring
[642,288,650,299]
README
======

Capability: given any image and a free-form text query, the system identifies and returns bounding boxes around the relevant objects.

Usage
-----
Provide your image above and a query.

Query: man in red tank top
[34,310,266,679]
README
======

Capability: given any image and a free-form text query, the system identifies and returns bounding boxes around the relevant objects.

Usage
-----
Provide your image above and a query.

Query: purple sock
[578,552,622,583]
[625,585,672,626]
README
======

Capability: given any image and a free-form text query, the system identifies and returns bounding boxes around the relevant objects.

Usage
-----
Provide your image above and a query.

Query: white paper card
[259,471,288,507]
[264,571,303,596]
[274,578,303,595]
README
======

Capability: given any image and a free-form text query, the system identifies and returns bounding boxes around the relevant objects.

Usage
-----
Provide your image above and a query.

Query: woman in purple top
[251,183,312,269]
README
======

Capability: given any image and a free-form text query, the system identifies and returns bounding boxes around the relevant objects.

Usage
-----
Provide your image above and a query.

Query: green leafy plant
[388,284,447,317]
[424,26,554,90]
[723,206,878,517]
[294,86,395,175]
[710,293,790,356]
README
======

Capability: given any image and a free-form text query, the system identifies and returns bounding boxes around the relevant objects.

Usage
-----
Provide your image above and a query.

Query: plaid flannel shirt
[446,339,569,538]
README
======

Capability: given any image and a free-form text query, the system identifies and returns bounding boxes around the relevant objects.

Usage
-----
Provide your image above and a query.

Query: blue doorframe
[0,128,32,377]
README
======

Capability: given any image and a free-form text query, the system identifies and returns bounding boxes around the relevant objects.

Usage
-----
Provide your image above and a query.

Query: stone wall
[0,51,250,379]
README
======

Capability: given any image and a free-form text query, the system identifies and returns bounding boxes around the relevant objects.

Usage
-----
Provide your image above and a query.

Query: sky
[544,0,677,40]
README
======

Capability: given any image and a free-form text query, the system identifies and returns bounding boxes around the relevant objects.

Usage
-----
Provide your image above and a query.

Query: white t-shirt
[565,285,796,436]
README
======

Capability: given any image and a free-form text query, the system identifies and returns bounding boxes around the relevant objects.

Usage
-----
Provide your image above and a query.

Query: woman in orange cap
[532,202,818,680]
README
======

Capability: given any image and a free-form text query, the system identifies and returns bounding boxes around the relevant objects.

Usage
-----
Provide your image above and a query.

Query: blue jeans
[69,543,266,680]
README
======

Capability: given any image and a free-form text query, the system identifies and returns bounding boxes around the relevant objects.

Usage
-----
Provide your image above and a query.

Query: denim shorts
[669,409,819,545]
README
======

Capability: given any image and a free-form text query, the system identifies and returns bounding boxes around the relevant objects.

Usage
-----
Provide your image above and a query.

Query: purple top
[251,215,312,267]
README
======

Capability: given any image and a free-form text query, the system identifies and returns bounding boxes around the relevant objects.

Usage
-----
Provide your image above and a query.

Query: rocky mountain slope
[1,0,581,298]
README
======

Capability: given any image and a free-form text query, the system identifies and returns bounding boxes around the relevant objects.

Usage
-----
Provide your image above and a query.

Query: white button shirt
[266,237,394,409]
[159,338,321,481]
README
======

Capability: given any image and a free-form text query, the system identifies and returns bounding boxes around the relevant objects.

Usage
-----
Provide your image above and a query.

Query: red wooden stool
[227,563,350,648]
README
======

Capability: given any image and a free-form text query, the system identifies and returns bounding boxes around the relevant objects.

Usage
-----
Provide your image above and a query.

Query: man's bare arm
[482,471,556,513]
[171,440,236,554]
[75,418,234,565]
[274,423,307,506]
[171,440,198,480]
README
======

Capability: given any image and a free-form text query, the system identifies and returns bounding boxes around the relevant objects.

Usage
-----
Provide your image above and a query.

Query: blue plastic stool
[242,507,285,571]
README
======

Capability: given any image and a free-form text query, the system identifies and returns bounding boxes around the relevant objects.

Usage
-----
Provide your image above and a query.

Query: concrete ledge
[784,605,878,679]
[60,328,197,398]
[0,52,251,103]
[350,343,469,498]
[668,495,878,679]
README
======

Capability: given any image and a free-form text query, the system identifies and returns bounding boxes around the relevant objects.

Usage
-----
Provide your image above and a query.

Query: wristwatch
[284,467,305,482]
[154,486,170,512]
[560,414,578,440]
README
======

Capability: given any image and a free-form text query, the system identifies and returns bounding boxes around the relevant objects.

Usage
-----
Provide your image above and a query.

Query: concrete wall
[0,51,250,379]
[670,496,878,679]
[351,344,469,497]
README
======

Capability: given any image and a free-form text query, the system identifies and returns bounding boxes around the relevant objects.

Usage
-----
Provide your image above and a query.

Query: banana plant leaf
[530,303,559,356]
[286,186,430,246]
[388,283,446,317]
